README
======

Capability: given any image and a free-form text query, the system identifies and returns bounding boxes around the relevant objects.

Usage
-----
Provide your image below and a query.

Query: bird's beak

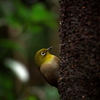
[47,46,53,51]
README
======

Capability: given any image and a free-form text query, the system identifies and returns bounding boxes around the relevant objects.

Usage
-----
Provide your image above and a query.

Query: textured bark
[58,0,100,100]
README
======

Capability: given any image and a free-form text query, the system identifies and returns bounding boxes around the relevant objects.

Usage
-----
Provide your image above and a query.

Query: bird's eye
[41,52,46,56]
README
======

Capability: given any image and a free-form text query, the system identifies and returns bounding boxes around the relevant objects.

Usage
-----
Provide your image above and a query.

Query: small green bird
[35,46,60,87]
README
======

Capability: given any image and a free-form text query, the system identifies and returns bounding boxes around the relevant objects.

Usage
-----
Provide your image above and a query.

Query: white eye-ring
[41,52,46,56]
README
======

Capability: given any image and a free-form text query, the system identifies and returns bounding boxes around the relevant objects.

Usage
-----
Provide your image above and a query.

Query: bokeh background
[0,0,60,100]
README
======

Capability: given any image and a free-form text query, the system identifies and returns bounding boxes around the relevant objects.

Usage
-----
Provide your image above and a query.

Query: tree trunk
[58,0,100,100]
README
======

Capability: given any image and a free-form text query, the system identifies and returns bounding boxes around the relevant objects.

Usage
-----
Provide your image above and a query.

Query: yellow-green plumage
[35,46,59,87]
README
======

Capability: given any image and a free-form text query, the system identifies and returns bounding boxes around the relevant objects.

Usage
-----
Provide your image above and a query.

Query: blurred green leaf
[31,3,50,21]
[0,39,25,51]
[0,73,14,100]
[42,85,60,100]
[0,39,26,59]
[14,1,30,21]
[26,95,38,100]
[31,3,57,29]
[28,25,43,33]
[6,15,22,28]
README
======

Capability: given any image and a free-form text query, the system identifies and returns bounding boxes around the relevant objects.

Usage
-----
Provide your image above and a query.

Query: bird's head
[35,46,53,67]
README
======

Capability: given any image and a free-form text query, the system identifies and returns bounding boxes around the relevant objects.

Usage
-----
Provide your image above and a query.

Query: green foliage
[31,3,57,29]
[0,0,58,100]
[0,1,57,33]
[0,73,14,100]
[26,95,39,100]
[0,39,26,59]
[43,85,60,100]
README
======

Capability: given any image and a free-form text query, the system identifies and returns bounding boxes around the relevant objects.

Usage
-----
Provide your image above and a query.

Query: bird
[35,46,60,87]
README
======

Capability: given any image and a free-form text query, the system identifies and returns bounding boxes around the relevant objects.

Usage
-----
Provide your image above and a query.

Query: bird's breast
[40,56,59,86]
